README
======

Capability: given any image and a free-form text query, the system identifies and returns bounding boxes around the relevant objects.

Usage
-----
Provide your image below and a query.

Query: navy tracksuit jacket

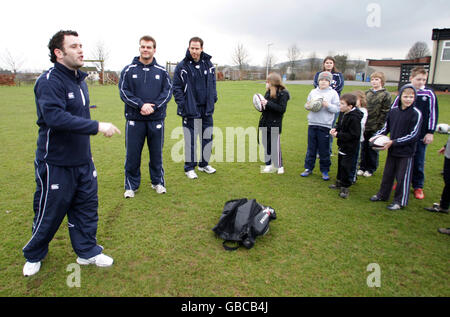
[119,57,172,189]
[23,62,103,262]
[173,50,217,171]
[375,84,423,206]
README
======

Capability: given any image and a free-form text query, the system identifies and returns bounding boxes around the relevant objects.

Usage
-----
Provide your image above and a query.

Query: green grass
[0,82,449,297]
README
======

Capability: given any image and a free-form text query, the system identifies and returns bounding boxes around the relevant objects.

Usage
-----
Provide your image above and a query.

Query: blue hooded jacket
[119,57,172,121]
[173,50,218,118]
[375,84,423,157]
[34,62,99,166]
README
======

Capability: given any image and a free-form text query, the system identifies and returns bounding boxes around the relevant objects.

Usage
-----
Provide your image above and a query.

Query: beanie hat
[318,71,333,83]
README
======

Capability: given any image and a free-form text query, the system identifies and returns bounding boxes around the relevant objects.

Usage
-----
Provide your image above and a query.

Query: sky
[0,0,448,72]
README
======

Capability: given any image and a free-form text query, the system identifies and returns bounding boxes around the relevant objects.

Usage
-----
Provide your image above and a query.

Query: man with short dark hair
[173,37,218,179]
[119,35,172,197]
[22,30,121,277]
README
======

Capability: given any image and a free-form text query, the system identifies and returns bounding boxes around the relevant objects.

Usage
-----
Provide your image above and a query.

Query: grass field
[0,81,449,297]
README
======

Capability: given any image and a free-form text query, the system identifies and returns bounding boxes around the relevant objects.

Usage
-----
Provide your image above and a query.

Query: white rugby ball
[370,134,390,151]
[253,93,264,112]
[305,98,323,112]
[437,123,449,134]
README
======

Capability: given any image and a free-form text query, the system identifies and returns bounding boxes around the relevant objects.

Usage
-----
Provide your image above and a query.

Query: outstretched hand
[98,122,121,137]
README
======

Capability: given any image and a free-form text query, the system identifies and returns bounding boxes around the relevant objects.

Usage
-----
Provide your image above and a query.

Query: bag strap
[222,241,241,251]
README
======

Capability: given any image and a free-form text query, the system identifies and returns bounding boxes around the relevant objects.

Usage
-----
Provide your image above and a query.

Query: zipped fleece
[119,57,172,121]
[173,50,218,118]
[34,62,99,166]
[375,84,423,158]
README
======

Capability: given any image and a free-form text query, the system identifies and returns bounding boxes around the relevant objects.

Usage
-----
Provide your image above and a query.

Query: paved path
[285,80,398,87]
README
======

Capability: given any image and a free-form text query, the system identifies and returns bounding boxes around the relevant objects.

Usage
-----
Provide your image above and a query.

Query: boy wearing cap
[301,71,340,180]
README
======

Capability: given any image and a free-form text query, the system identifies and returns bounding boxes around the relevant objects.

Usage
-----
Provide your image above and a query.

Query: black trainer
[339,187,349,199]
[370,195,383,202]
[425,203,449,214]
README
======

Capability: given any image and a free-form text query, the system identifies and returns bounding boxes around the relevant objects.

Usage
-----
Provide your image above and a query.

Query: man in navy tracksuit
[370,84,422,210]
[119,35,172,197]
[22,30,120,277]
[173,37,218,179]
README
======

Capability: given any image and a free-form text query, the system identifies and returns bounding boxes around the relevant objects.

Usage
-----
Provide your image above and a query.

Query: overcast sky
[0,0,448,72]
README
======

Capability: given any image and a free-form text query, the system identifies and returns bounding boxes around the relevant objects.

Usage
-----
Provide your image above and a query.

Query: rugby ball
[253,93,265,112]
[436,123,449,134]
[370,134,390,151]
[305,98,323,112]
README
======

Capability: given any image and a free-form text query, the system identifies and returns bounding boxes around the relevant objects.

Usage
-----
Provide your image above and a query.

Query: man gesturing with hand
[22,30,120,277]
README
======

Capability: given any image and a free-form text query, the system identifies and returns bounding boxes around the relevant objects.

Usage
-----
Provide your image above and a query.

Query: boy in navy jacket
[119,35,172,197]
[370,84,422,210]
[329,93,363,198]
[23,30,120,277]
[173,37,218,179]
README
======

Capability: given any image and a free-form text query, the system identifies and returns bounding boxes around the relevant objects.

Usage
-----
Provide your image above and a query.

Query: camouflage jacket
[364,88,392,133]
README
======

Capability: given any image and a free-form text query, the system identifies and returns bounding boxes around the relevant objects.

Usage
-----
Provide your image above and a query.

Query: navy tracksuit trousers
[377,155,414,207]
[182,107,213,172]
[23,160,103,262]
[125,120,165,190]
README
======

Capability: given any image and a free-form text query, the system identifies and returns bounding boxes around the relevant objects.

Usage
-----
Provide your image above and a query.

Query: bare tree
[287,44,301,79]
[406,41,431,59]
[90,41,109,84]
[231,43,249,80]
[307,52,320,74]
[2,49,25,74]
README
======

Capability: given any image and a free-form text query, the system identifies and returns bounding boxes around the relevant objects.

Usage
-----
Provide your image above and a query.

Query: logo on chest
[68,92,75,99]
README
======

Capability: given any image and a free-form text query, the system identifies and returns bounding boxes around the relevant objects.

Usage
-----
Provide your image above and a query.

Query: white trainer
[23,261,41,277]
[277,167,285,174]
[363,171,373,177]
[357,170,364,176]
[198,165,216,174]
[151,184,167,194]
[185,170,198,179]
[124,189,135,198]
[77,253,114,267]
[261,165,275,173]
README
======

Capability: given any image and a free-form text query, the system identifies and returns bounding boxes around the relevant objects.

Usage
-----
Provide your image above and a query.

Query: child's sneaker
[322,171,330,181]
[300,169,312,177]
[357,170,364,176]
[339,187,349,199]
[261,165,275,173]
[363,171,372,177]
[277,167,284,174]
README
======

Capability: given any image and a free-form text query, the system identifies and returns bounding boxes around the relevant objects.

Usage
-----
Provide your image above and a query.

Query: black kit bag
[212,198,277,251]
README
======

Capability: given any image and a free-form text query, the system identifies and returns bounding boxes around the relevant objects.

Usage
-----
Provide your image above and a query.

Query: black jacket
[335,108,363,155]
[258,89,290,133]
